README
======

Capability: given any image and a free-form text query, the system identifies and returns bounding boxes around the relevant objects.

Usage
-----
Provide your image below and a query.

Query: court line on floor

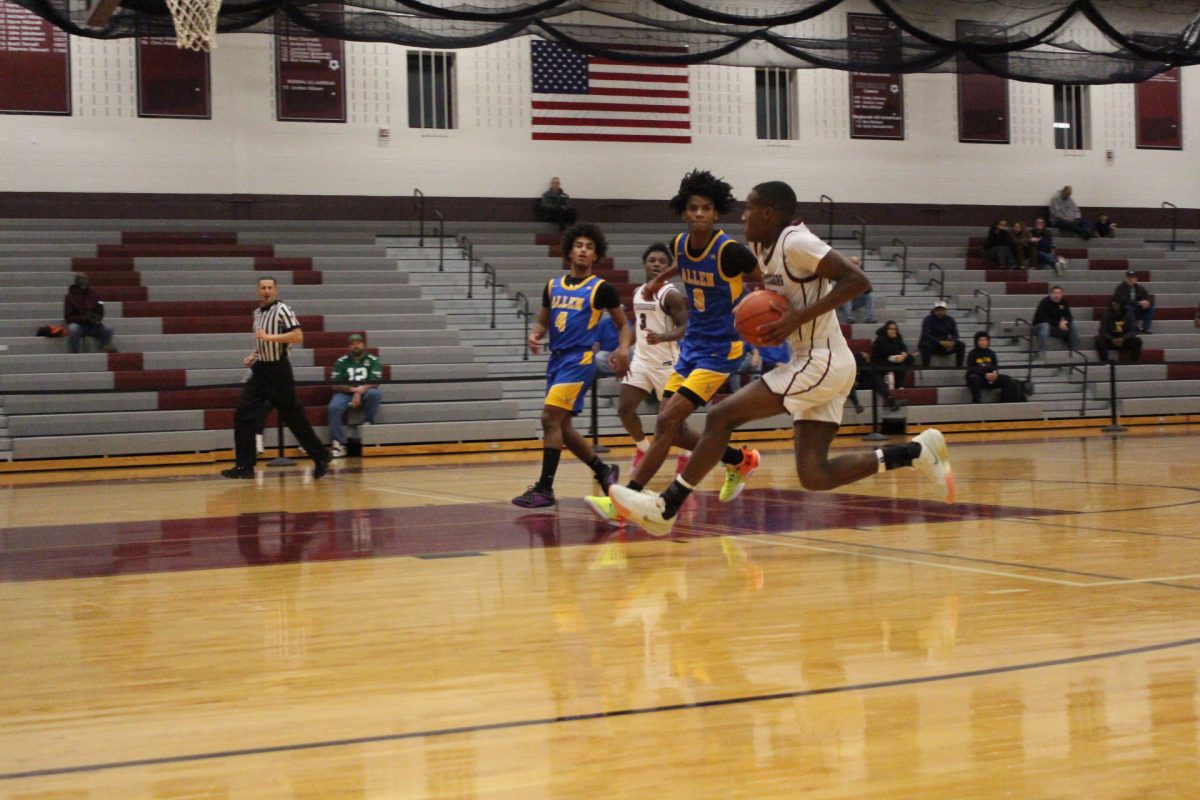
[4,635,1199,782]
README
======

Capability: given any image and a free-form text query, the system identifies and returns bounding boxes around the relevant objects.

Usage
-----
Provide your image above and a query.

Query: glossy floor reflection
[2,433,1200,798]
[0,489,1059,582]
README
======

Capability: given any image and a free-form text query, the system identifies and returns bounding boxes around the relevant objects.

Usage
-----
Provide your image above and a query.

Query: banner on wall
[847,13,903,140]
[137,35,210,119]
[1135,68,1181,149]
[956,21,1009,144]
[0,0,70,115]
[275,3,346,123]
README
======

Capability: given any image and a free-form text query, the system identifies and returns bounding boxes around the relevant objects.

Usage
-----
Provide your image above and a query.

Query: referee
[222,277,330,479]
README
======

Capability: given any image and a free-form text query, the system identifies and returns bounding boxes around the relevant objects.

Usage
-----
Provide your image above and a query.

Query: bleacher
[1,216,1199,464]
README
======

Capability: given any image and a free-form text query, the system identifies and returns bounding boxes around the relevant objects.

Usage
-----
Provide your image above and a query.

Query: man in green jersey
[327,333,383,458]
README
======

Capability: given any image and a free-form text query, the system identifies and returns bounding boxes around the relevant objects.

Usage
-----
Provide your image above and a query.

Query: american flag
[531,40,691,144]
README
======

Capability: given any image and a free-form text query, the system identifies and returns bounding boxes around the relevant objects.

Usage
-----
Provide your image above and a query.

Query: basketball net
[165,0,221,50]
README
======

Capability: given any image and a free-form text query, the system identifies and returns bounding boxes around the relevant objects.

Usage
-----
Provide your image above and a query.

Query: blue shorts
[665,337,745,404]
[545,349,596,415]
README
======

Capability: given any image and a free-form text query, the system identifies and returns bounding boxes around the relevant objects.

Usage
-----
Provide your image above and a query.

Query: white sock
[675,475,695,490]
[679,450,692,458]
[876,448,886,473]
[635,438,650,453]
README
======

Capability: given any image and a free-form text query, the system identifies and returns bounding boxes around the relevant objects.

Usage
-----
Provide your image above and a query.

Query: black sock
[720,446,743,466]
[880,442,921,471]
[586,455,607,479]
[537,448,561,490]
[627,480,644,492]
[661,478,693,519]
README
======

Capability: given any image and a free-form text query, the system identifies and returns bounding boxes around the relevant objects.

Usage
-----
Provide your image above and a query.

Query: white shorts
[621,357,674,400]
[761,345,857,425]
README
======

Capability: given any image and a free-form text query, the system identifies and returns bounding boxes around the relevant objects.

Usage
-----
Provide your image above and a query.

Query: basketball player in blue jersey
[607,170,762,509]
[611,181,953,537]
[513,223,634,509]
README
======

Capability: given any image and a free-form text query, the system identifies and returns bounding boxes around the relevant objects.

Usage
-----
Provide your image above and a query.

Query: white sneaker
[912,428,955,503]
[608,485,676,538]
[330,441,347,459]
[255,434,264,455]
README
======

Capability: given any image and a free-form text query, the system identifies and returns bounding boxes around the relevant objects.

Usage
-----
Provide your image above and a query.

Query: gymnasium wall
[1,32,1198,211]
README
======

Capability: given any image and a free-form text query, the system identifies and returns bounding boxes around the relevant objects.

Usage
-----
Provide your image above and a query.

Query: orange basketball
[734,290,788,346]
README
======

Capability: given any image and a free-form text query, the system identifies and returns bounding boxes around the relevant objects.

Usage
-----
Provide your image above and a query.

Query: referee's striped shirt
[253,301,301,362]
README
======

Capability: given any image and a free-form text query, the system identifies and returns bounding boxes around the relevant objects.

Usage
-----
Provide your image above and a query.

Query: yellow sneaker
[718,447,760,503]
[584,494,621,528]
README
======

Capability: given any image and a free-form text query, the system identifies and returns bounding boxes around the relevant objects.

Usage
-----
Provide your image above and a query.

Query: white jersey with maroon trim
[631,282,681,368]
[753,221,846,356]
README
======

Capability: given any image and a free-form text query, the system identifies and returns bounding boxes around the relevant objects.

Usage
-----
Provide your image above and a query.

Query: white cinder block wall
[1,33,1197,209]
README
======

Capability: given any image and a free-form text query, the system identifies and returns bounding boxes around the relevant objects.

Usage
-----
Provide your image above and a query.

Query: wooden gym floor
[2,428,1200,798]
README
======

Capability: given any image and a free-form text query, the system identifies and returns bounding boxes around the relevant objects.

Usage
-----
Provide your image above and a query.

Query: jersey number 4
[554,311,568,332]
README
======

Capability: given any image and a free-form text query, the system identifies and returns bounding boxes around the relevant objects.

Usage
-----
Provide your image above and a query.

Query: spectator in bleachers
[849,343,906,414]
[984,220,1016,268]
[1049,185,1094,240]
[1094,213,1118,238]
[1010,221,1034,269]
[839,255,874,323]
[966,332,1024,403]
[871,320,915,398]
[918,300,965,368]
[1095,297,1143,362]
[327,333,383,458]
[538,177,578,231]
[63,273,116,354]
[1029,218,1065,274]
[1112,270,1154,333]
[1032,285,1082,357]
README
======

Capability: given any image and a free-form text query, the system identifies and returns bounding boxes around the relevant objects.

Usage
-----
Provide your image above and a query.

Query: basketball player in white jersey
[610,181,954,536]
[585,243,688,524]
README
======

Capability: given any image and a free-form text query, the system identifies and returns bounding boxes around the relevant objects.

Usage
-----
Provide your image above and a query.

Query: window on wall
[408,51,455,129]
[755,68,796,140]
[1053,84,1089,150]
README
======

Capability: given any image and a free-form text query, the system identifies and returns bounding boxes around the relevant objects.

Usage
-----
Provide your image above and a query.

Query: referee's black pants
[234,359,326,468]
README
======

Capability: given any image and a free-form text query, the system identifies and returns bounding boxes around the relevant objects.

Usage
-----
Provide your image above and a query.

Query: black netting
[12,0,1200,83]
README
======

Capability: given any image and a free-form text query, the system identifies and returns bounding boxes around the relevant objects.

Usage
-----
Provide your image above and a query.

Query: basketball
[735,290,788,346]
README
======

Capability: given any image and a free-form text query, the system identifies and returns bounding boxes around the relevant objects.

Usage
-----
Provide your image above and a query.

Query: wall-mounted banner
[847,13,903,140]
[275,3,346,123]
[0,0,70,115]
[137,35,210,119]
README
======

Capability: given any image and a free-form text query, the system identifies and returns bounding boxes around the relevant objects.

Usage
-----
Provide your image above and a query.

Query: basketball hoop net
[164,0,221,50]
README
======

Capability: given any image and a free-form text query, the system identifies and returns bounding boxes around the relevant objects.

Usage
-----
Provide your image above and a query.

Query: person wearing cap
[918,300,966,368]
[1112,270,1155,334]
[327,333,383,458]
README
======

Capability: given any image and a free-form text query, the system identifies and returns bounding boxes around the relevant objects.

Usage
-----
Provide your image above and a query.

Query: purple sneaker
[598,463,620,493]
[512,485,555,508]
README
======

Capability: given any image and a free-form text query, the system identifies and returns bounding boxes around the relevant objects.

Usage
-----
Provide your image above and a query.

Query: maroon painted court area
[0,489,1059,582]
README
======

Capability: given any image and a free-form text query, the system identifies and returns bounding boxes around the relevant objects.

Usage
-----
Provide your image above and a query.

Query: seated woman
[984,220,1015,269]
[871,320,915,396]
[1010,221,1034,269]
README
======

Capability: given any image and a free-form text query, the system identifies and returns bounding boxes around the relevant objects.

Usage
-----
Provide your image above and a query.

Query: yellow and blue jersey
[673,230,744,348]
[547,275,605,353]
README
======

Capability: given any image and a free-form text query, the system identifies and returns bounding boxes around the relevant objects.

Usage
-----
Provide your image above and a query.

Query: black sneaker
[313,458,330,480]
[221,466,255,479]
[598,463,620,493]
[512,485,555,508]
